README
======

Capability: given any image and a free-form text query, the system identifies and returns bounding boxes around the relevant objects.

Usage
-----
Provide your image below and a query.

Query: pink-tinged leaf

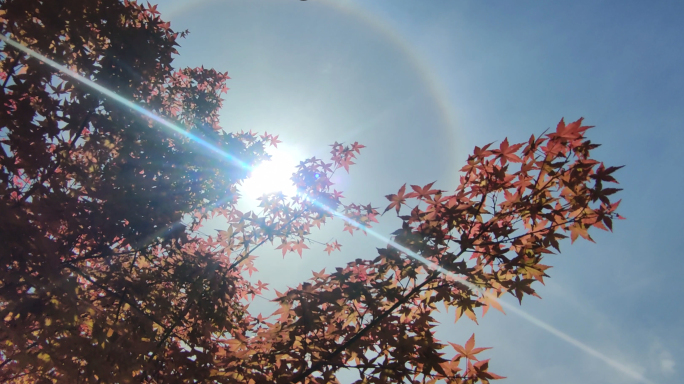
[291,241,309,257]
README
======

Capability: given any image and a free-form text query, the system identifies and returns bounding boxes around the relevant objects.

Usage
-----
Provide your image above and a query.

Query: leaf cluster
[0,1,623,383]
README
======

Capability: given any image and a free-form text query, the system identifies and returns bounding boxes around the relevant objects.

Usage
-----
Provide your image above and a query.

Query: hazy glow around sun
[240,145,300,201]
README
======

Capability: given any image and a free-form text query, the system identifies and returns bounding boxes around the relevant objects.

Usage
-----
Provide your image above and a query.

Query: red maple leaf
[492,138,523,164]
[269,134,282,148]
[405,181,440,200]
[291,241,309,257]
[255,280,269,292]
[275,241,293,257]
[351,142,366,154]
[323,241,342,255]
[383,184,408,214]
[338,157,355,173]
[244,262,258,276]
[550,117,593,141]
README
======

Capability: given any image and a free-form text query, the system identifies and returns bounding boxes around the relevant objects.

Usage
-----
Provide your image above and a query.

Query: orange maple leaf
[449,334,491,361]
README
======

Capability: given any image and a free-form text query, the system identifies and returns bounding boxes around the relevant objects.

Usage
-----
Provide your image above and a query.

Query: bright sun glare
[240,145,299,203]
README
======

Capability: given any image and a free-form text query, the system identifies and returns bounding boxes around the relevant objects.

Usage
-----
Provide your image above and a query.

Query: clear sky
[149,1,683,383]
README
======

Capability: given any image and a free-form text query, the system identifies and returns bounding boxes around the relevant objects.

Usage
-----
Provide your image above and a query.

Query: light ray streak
[303,195,654,384]
[0,34,250,171]
[1,33,651,384]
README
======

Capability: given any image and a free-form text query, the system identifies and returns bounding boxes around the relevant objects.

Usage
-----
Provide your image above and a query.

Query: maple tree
[0,1,624,383]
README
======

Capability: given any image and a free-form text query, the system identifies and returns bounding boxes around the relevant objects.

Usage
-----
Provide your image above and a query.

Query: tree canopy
[0,1,623,383]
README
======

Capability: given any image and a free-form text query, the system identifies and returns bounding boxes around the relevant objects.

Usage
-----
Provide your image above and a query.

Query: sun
[240,145,299,203]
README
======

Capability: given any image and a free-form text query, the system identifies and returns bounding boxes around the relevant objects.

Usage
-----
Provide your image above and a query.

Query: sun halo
[239,145,300,204]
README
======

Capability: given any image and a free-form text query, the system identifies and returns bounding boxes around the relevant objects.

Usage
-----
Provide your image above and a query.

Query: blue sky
[150,1,683,383]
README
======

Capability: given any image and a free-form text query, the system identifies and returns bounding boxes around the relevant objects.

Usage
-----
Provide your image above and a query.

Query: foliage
[0,1,623,383]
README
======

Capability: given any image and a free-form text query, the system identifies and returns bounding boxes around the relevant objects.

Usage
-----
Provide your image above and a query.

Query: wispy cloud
[649,340,676,377]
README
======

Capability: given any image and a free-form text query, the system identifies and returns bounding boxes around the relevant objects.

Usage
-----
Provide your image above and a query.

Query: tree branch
[63,263,179,340]
[18,111,92,203]
[290,271,440,383]
[1,49,21,90]
[227,214,300,272]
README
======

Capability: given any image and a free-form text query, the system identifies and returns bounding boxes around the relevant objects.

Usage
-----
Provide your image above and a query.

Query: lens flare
[241,146,299,199]
[0,34,250,172]
[1,33,652,384]
[303,196,654,384]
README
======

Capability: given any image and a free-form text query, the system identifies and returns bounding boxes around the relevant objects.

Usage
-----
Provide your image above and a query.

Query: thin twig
[63,263,179,340]
[18,111,92,203]
[1,53,20,91]
[290,271,441,383]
